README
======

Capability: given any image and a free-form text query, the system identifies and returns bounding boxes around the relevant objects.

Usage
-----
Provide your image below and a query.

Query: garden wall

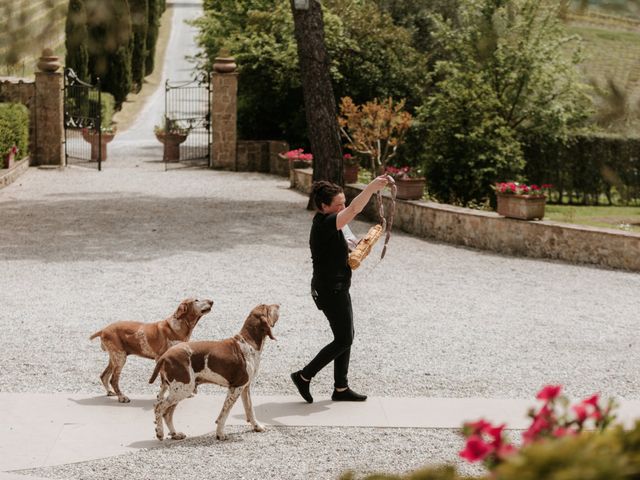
[235,140,289,176]
[290,168,640,272]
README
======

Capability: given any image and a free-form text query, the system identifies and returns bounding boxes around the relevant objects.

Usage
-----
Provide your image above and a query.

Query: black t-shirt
[310,212,351,290]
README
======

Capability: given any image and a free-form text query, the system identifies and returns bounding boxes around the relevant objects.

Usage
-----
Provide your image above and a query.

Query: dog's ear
[175,298,194,320]
[260,306,276,340]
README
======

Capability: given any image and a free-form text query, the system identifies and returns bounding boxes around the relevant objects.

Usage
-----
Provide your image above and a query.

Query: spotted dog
[150,303,280,441]
[90,298,214,403]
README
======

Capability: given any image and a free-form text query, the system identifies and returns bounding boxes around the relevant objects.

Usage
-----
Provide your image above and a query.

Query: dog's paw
[118,395,130,403]
[107,391,117,397]
[170,432,186,440]
[253,423,265,433]
[216,432,228,441]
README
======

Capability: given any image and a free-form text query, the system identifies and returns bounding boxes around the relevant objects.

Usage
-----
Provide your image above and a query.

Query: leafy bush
[0,103,29,168]
[193,0,426,146]
[419,0,591,206]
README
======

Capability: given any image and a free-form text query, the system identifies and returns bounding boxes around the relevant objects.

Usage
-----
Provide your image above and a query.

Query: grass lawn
[545,204,640,233]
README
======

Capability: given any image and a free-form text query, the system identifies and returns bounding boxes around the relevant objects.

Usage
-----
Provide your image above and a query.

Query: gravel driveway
[1,162,638,479]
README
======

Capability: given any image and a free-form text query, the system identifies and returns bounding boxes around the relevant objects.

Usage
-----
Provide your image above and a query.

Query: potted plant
[2,145,18,169]
[81,93,117,162]
[493,182,553,220]
[385,165,426,200]
[342,153,360,183]
[338,96,413,177]
[82,126,117,162]
[154,116,190,162]
[278,148,313,170]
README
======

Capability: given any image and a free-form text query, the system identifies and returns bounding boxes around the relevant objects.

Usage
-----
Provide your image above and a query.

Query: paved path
[3,393,640,473]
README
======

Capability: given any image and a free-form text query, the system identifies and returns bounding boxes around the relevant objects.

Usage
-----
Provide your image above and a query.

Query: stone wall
[235,140,289,175]
[289,168,640,272]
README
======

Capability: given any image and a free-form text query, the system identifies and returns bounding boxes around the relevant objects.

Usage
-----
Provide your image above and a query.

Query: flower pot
[344,164,359,184]
[156,132,188,162]
[3,150,16,169]
[496,193,546,220]
[82,129,116,161]
[395,177,425,200]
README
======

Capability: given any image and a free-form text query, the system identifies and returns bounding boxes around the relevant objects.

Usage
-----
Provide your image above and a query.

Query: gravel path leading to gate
[1,163,639,479]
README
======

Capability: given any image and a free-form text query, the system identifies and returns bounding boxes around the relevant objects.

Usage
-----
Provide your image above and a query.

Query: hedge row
[524,133,640,205]
[0,103,29,168]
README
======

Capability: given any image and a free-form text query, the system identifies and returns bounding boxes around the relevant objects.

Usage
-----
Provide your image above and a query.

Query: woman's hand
[368,175,390,193]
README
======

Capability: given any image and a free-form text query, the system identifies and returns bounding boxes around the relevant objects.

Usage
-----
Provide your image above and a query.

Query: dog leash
[377,175,396,260]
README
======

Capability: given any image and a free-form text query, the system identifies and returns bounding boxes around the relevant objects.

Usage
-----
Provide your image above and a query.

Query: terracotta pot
[3,150,16,169]
[343,164,359,184]
[496,193,546,220]
[82,130,116,161]
[156,132,188,162]
[395,177,426,200]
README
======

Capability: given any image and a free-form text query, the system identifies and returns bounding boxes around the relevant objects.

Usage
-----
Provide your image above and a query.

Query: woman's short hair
[311,181,343,210]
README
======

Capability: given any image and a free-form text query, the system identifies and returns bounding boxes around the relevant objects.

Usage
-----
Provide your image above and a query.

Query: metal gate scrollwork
[164,72,211,169]
[63,68,103,170]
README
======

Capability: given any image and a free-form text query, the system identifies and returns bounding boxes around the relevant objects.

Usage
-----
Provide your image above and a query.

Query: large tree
[290,0,343,187]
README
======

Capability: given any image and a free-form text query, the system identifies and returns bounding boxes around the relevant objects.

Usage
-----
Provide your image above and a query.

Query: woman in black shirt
[291,176,389,403]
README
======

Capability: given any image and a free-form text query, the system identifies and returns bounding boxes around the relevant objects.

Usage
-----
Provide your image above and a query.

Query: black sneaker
[290,371,313,403]
[332,388,367,402]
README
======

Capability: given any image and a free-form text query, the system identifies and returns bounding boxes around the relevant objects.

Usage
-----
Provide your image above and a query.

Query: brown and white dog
[90,298,214,403]
[150,303,280,441]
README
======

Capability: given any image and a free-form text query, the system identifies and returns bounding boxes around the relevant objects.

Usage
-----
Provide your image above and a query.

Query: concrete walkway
[2,393,640,473]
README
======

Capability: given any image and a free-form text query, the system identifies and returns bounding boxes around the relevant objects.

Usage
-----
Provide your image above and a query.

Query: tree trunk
[290,0,343,208]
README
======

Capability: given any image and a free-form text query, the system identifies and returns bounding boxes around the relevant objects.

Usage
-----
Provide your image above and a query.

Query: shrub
[0,103,29,168]
[420,0,591,206]
[192,0,426,146]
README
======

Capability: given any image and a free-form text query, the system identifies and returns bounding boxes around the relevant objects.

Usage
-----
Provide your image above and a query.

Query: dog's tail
[89,330,102,341]
[149,359,164,384]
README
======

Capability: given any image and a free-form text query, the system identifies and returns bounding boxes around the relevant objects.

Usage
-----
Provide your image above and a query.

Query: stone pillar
[210,55,238,170]
[34,48,64,167]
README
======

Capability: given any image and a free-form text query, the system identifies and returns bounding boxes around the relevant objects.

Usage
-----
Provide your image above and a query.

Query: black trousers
[302,289,354,389]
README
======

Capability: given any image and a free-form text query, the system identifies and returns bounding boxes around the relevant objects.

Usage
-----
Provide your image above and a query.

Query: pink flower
[581,394,600,408]
[572,403,588,423]
[459,435,493,462]
[536,385,562,402]
[284,148,313,162]
[464,419,493,435]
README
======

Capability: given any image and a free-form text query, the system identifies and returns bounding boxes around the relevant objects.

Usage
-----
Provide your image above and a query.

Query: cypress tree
[65,0,90,81]
[129,0,148,92]
[86,0,133,106]
[145,0,159,75]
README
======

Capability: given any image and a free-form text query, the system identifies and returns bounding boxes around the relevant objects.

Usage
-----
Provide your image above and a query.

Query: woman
[291,175,389,403]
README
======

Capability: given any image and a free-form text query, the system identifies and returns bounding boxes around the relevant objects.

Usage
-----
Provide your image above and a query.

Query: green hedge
[0,103,29,168]
[524,133,640,205]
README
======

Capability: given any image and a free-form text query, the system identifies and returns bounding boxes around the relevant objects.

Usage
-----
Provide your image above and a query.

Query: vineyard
[0,0,67,77]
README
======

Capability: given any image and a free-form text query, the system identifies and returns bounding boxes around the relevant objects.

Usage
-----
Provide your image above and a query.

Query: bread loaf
[347,224,383,270]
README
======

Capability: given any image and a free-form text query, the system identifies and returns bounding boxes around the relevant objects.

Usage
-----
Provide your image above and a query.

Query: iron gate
[63,68,103,170]
[164,72,211,169]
